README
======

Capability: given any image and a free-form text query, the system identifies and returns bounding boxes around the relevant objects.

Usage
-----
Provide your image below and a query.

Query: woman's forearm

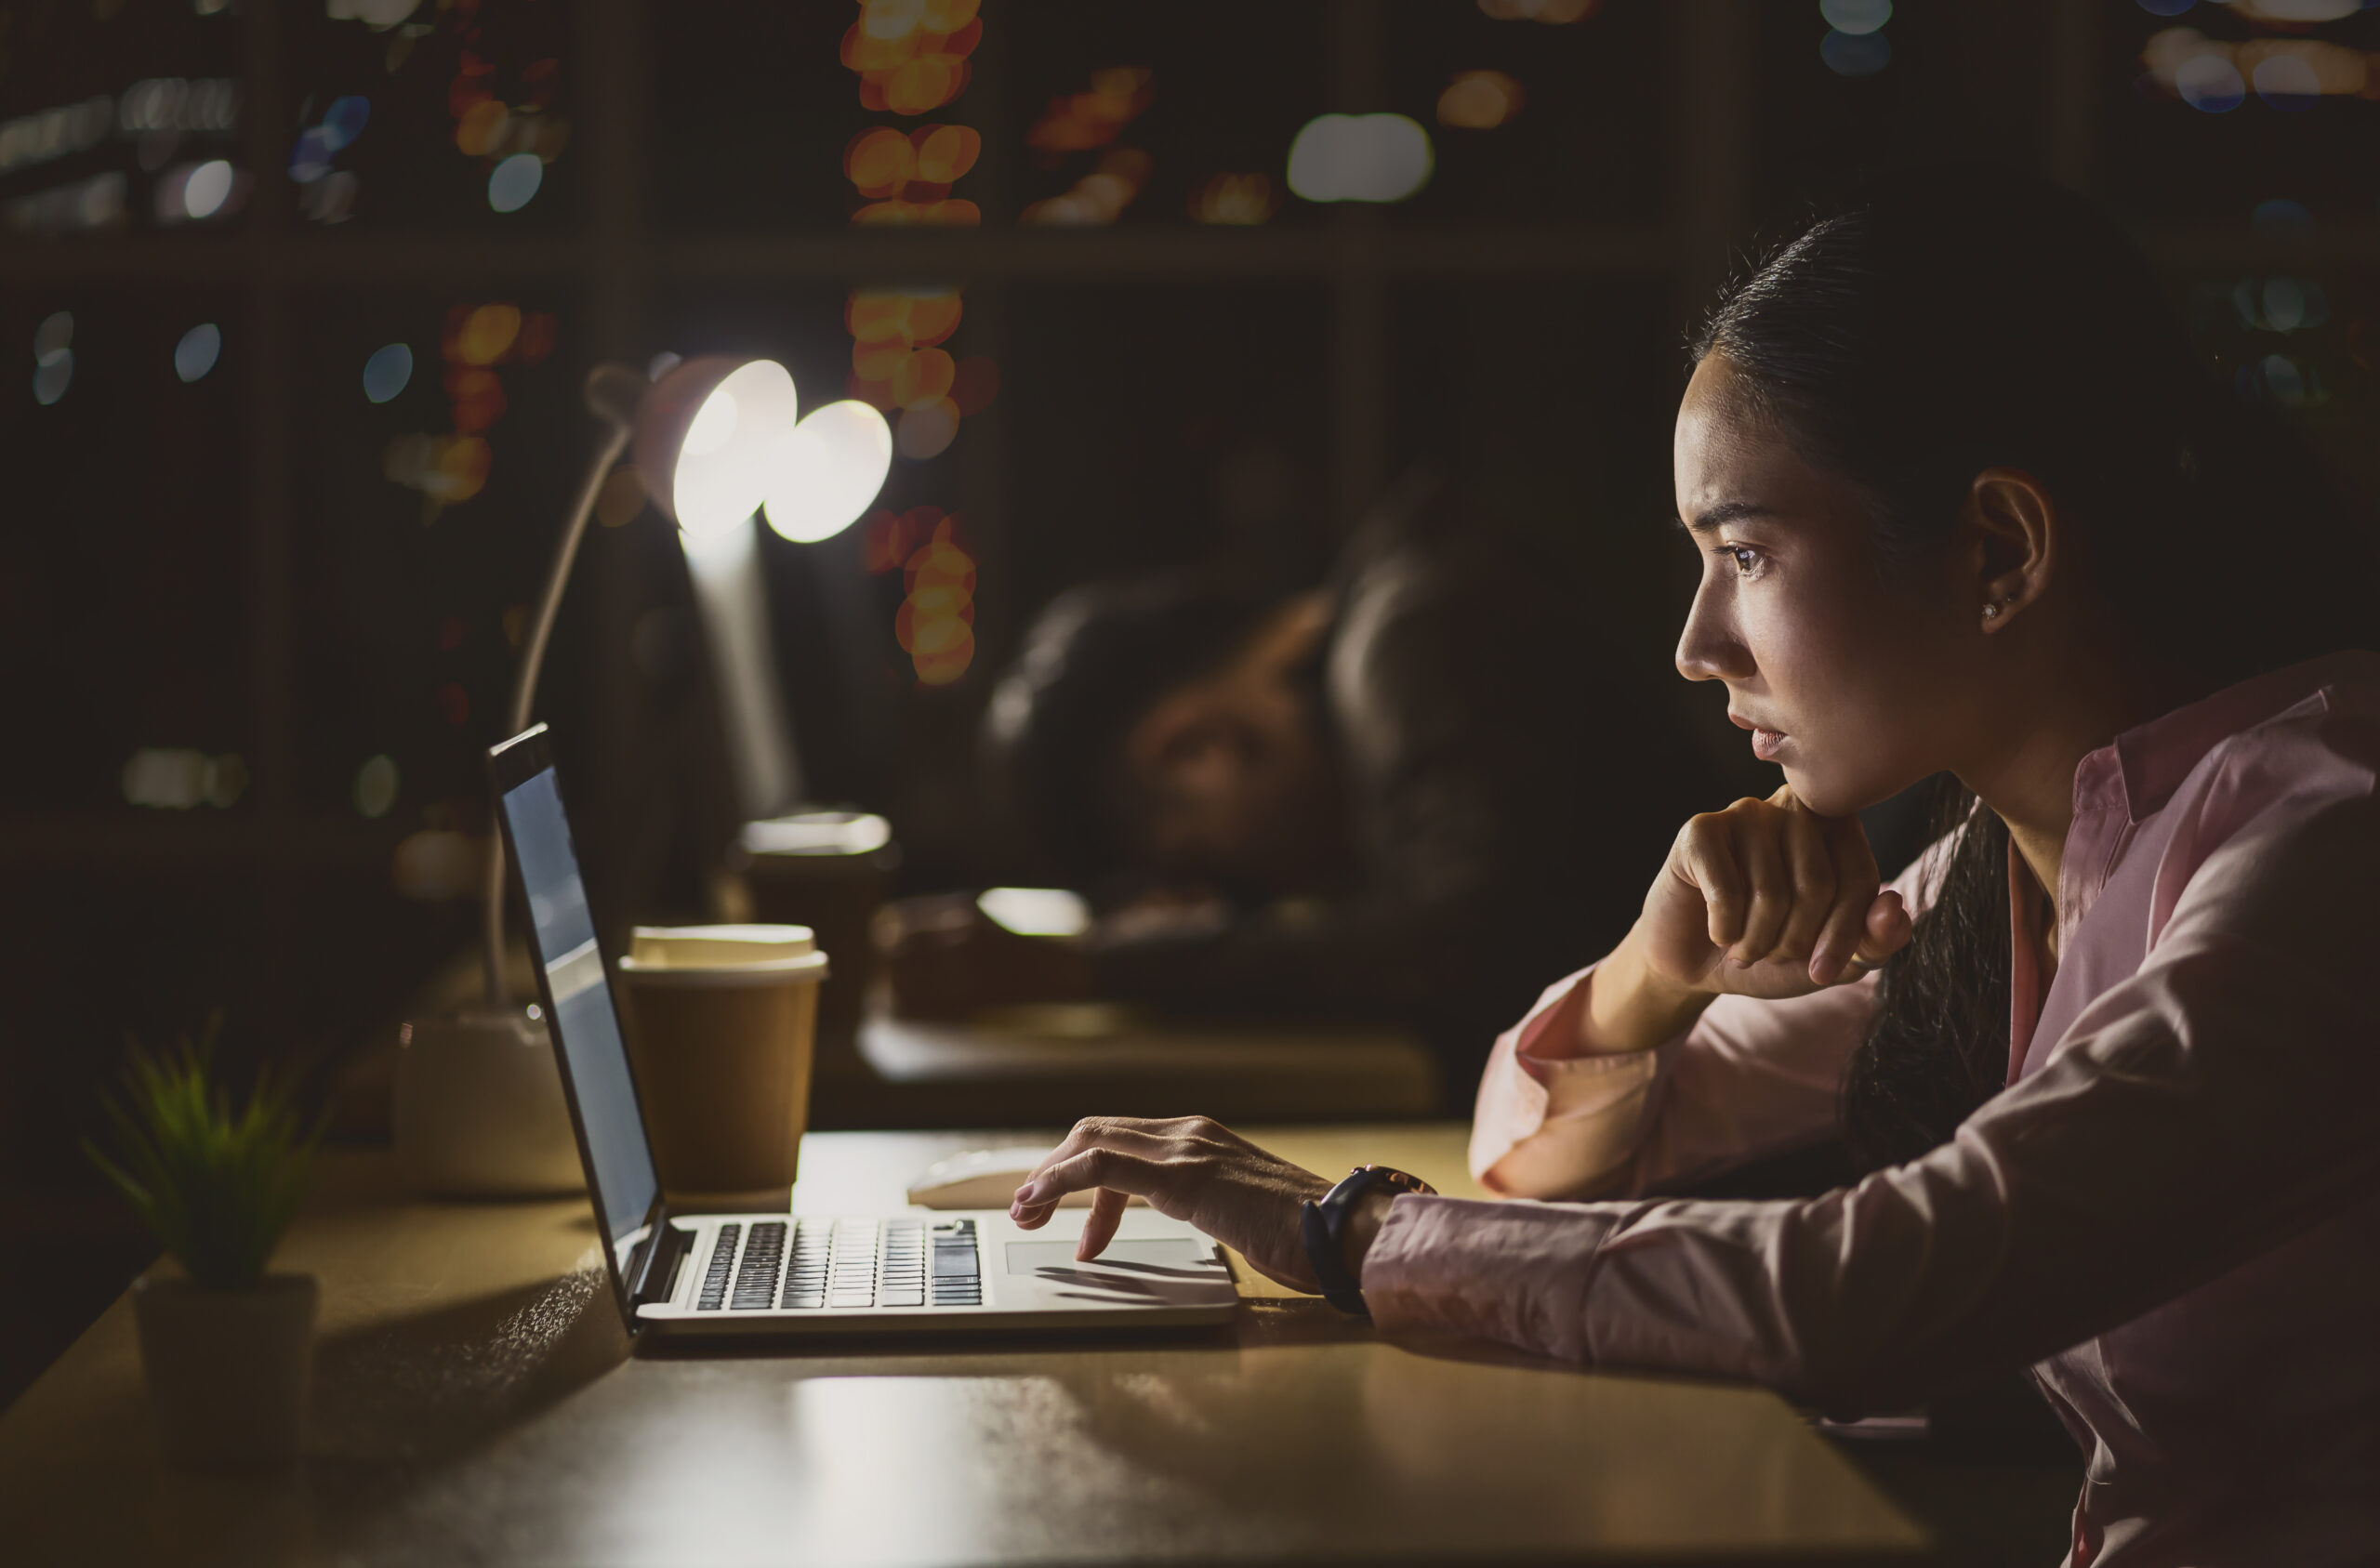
[1579,924,1715,1056]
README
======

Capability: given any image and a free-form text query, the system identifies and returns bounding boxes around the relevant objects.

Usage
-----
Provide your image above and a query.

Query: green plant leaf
[83,1018,319,1290]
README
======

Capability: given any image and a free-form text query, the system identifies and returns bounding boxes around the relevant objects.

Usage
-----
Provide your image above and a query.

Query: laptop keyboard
[692,1218,981,1311]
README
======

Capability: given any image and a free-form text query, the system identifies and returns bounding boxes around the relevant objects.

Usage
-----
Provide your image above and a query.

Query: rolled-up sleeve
[1375,794,2380,1413]
[1469,846,1951,1201]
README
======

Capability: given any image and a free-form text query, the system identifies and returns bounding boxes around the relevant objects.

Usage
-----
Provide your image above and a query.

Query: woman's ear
[1964,468,2057,634]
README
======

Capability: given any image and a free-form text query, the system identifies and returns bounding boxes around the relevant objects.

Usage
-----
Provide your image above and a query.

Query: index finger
[1010,1145,1162,1231]
[1810,812,1884,984]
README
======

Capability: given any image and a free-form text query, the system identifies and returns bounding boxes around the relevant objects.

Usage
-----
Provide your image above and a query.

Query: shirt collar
[2086,650,2380,824]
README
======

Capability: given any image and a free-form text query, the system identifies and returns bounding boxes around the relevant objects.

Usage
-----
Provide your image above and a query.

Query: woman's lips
[1729,712,1788,762]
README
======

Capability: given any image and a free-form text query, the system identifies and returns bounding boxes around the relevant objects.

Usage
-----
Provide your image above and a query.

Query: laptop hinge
[628,1208,690,1311]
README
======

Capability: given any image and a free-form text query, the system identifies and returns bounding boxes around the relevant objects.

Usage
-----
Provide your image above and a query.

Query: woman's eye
[1725,546,1762,577]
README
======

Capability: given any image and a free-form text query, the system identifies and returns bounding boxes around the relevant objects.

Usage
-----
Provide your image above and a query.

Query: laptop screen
[496,762,660,1274]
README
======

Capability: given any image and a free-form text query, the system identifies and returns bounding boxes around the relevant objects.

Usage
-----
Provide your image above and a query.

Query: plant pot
[394,1005,586,1197]
[132,1272,318,1472]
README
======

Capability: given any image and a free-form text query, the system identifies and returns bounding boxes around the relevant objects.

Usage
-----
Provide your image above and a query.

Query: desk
[0,1127,1928,1566]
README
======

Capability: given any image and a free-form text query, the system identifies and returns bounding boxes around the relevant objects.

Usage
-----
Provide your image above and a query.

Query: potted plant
[85,1019,323,1471]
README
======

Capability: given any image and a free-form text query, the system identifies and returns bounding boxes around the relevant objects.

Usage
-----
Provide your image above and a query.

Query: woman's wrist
[1341,1186,1398,1288]
[1584,927,1714,1055]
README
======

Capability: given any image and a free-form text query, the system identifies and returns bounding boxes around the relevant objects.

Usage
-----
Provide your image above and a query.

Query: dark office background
[3,0,2376,1413]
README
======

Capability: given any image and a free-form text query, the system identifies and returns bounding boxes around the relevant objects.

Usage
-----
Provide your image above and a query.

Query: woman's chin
[1779,767,1862,821]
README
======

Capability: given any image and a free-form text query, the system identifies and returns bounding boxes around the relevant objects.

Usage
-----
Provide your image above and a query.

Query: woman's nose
[1674,584,1751,684]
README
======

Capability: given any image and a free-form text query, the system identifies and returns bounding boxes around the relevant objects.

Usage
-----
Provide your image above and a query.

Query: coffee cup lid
[618,924,830,986]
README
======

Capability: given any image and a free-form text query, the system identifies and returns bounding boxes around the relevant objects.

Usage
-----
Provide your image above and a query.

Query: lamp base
[393,1005,585,1197]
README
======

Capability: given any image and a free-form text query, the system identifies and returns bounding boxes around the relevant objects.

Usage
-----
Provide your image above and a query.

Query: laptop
[488,723,1241,1340]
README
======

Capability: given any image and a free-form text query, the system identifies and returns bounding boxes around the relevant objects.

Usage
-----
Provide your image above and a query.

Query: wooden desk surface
[0,1127,1927,1566]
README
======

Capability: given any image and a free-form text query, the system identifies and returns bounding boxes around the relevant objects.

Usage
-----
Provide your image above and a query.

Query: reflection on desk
[0,1127,1928,1567]
[853,1012,1439,1127]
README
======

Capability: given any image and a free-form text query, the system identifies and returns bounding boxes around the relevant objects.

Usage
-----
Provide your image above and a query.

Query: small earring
[1983,603,2001,620]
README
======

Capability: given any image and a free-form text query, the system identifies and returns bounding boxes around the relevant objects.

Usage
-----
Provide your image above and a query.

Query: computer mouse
[905,1146,1145,1210]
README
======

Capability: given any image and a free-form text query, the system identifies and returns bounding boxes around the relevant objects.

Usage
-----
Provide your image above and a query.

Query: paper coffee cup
[615,924,829,1205]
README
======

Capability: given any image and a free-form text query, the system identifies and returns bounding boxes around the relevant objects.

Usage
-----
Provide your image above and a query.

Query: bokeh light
[2143,32,2368,108]
[2263,277,2307,332]
[1287,114,1433,204]
[2252,53,2321,111]
[353,754,401,819]
[488,152,542,212]
[895,397,959,460]
[763,399,894,544]
[2175,54,2245,112]
[174,323,220,383]
[1821,30,1891,77]
[391,829,481,902]
[33,310,72,364]
[976,888,1091,939]
[1437,71,1526,130]
[1022,146,1151,225]
[596,464,647,527]
[184,158,233,217]
[1188,173,1279,225]
[2260,352,2307,406]
[364,342,414,402]
[841,0,981,115]
[32,310,73,405]
[1026,67,1151,152]
[1819,0,1891,33]
[122,748,245,810]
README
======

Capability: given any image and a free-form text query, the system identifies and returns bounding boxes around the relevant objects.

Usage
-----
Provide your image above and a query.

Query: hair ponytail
[1842,779,2011,1170]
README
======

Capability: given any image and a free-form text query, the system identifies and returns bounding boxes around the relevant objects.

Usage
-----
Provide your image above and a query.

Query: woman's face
[1672,353,1979,818]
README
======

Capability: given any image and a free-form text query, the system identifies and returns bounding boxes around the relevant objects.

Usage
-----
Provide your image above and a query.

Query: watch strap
[1302,1165,1437,1316]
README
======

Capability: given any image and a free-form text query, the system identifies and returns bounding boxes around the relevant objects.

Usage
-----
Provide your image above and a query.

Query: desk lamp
[480,356,892,1006]
[395,357,889,1199]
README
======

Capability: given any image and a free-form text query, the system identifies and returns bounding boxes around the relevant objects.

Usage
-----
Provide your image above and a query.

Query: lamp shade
[633,355,804,543]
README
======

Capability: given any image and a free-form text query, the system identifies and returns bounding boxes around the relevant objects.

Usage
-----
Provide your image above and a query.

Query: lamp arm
[482,415,634,1006]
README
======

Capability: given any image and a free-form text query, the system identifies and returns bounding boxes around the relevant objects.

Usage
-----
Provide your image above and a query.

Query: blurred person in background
[882,471,1717,1105]
[1003,168,2380,1564]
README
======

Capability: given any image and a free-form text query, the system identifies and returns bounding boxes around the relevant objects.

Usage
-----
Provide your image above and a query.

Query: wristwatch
[1301,1164,1437,1316]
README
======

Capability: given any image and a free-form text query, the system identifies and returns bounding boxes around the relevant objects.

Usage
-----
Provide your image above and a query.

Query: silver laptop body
[489,724,1239,1341]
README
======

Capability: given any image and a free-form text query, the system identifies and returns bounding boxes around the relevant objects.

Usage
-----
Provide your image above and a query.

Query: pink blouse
[1362,652,2380,1567]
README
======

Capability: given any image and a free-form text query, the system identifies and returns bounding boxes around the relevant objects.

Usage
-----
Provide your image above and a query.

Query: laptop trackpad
[1004,1238,1212,1276]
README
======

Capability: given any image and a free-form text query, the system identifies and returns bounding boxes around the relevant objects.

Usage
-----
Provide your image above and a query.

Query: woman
[1009,168,2380,1567]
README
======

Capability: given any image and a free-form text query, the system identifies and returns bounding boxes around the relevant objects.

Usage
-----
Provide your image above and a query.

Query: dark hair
[1692,165,2373,1170]
[981,576,1263,882]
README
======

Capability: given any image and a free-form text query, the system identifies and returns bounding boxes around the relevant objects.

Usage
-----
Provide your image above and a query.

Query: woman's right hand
[1643,785,1911,999]
[1585,787,1914,1054]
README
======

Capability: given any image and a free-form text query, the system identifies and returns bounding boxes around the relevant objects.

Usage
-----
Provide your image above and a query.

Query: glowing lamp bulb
[764,400,893,545]
[682,389,739,455]
[661,359,802,542]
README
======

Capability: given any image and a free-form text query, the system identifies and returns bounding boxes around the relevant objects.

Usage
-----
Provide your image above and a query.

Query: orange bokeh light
[1189,172,1279,226]
[845,126,914,195]
[1437,70,1526,129]
[911,124,982,183]
[891,346,956,407]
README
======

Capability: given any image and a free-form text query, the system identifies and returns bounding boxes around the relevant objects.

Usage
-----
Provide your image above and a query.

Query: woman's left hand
[1010,1117,1333,1291]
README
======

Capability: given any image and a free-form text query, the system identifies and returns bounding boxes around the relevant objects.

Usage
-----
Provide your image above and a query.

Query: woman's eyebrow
[1676,501,1780,535]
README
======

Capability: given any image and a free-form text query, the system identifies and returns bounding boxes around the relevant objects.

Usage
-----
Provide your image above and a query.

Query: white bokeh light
[1287,114,1434,204]
[183,159,233,218]
[764,399,893,544]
